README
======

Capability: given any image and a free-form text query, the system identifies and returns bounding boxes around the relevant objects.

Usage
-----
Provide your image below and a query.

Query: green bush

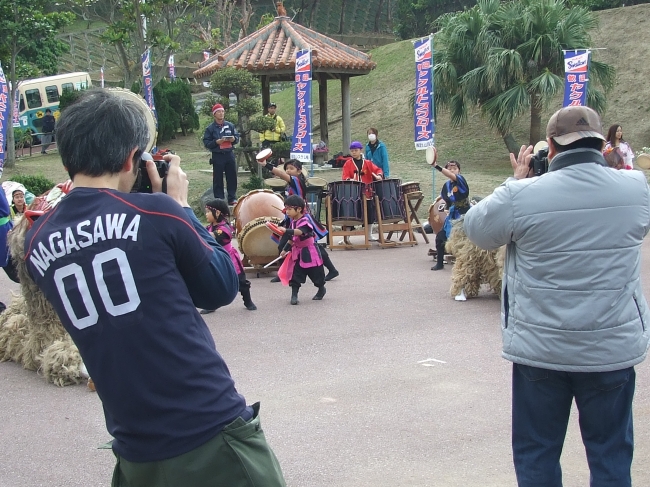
[165,80,200,136]
[249,115,276,134]
[13,128,33,149]
[11,174,56,196]
[240,174,264,191]
[58,88,85,112]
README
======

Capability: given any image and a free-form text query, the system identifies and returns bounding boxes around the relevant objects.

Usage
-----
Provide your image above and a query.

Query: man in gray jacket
[464,105,650,487]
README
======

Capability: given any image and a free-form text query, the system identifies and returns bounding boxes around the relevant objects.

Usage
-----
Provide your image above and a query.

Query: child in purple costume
[258,157,339,282]
[277,195,326,305]
[202,199,257,312]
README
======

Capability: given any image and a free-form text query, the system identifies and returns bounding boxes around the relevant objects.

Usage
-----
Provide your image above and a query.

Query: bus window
[62,82,74,92]
[19,94,25,112]
[45,85,59,103]
[25,88,42,109]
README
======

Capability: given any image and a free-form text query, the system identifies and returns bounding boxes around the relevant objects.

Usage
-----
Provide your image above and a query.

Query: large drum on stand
[371,178,405,223]
[328,180,364,227]
[306,177,328,222]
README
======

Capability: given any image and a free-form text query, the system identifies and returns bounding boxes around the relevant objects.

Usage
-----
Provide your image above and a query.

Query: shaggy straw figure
[446,218,504,299]
[0,216,84,386]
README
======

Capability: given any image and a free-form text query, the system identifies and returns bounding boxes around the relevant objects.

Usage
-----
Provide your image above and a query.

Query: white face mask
[368,134,377,142]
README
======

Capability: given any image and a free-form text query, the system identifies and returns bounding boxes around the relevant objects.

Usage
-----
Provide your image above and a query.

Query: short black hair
[285,195,306,210]
[205,198,230,221]
[284,158,302,171]
[268,103,277,108]
[45,108,52,114]
[56,89,150,180]
[550,137,604,153]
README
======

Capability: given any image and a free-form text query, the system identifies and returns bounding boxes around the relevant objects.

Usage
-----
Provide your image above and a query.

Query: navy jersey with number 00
[24,187,244,462]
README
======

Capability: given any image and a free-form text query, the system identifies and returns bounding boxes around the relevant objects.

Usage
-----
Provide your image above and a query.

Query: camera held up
[134,151,170,193]
[529,141,549,177]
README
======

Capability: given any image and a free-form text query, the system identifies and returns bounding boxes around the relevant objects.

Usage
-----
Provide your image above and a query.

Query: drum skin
[428,197,448,234]
[239,216,283,265]
[328,180,364,226]
[233,189,284,234]
[108,88,157,152]
[264,178,288,190]
[400,181,421,195]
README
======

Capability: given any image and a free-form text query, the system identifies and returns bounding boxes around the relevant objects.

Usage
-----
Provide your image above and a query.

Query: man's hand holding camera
[510,144,535,180]
[145,153,190,208]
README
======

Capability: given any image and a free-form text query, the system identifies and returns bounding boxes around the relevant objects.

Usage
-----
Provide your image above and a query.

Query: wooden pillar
[341,75,351,154]
[318,74,328,147]
[261,76,270,114]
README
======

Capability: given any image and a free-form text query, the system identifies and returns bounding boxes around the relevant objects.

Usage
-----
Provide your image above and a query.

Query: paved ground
[1,235,649,487]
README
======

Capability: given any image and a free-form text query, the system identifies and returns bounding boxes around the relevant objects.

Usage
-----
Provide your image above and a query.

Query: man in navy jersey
[24,89,286,487]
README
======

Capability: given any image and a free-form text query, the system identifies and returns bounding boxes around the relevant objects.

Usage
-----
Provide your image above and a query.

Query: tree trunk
[529,94,543,146]
[309,0,320,28]
[501,132,520,155]
[338,0,346,34]
[375,0,385,32]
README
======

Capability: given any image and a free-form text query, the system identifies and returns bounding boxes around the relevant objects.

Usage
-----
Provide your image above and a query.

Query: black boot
[313,286,326,300]
[320,245,339,281]
[240,285,257,311]
[290,287,299,305]
[431,237,446,271]
[270,276,280,283]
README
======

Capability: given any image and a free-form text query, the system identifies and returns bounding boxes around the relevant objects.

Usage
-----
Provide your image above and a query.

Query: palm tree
[433,0,615,153]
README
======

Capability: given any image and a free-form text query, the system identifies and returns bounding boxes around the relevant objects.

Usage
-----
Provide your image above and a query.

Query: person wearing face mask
[365,128,390,177]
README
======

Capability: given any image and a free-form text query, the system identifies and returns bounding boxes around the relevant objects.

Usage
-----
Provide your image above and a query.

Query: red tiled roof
[193,17,376,79]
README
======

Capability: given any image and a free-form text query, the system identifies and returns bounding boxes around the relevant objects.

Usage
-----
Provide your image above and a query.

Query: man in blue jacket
[25,90,286,487]
[203,104,240,205]
[464,105,650,487]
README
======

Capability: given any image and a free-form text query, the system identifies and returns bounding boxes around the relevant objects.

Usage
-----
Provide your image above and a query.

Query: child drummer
[259,157,339,281]
[276,195,326,305]
[201,199,257,313]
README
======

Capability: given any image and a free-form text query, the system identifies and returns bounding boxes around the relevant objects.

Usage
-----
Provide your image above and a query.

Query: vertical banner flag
[413,36,435,150]
[100,67,105,88]
[0,64,9,172]
[203,51,210,62]
[290,49,312,163]
[169,55,175,81]
[13,84,20,127]
[141,49,158,121]
[563,50,590,107]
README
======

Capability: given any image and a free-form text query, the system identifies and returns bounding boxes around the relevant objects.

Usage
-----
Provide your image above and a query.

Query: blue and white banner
[413,36,435,150]
[12,87,19,128]
[168,55,175,81]
[290,49,312,163]
[563,50,590,107]
[0,64,9,172]
[141,49,157,120]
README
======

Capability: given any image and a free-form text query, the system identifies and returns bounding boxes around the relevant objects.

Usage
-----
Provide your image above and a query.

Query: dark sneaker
[244,302,257,311]
[228,200,237,206]
[270,276,280,283]
[431,265,444,271]
[324,270,339,281]
[313,287,326,300]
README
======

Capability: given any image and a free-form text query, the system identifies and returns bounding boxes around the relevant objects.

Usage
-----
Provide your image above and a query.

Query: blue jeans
[512,363,635,487]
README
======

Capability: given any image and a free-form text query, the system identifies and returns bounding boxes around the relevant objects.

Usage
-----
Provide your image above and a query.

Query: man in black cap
[260,102,286,149]
[41,108,56,154]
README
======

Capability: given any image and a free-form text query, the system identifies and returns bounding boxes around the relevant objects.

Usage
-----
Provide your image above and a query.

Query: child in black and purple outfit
[202,199,257,313]
[277,195,326,305]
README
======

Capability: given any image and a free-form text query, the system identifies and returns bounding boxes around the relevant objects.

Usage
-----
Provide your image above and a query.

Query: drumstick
[271,205,284,212]
[264,254,285,268]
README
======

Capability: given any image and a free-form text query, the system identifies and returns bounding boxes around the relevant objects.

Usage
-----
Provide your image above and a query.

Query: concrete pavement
[1,237,649,486]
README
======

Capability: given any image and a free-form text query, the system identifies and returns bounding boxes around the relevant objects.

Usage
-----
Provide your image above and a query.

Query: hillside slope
[273,3,649,178]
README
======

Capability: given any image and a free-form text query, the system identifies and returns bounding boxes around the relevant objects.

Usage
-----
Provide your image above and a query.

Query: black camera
[529,148,549,177]
[134,152,169,193]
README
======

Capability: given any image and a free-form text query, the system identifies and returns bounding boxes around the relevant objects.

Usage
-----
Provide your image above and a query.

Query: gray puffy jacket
[464,148,650,372]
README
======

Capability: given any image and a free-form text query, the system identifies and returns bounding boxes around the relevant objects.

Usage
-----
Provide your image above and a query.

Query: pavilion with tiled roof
[193,16,377,152]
